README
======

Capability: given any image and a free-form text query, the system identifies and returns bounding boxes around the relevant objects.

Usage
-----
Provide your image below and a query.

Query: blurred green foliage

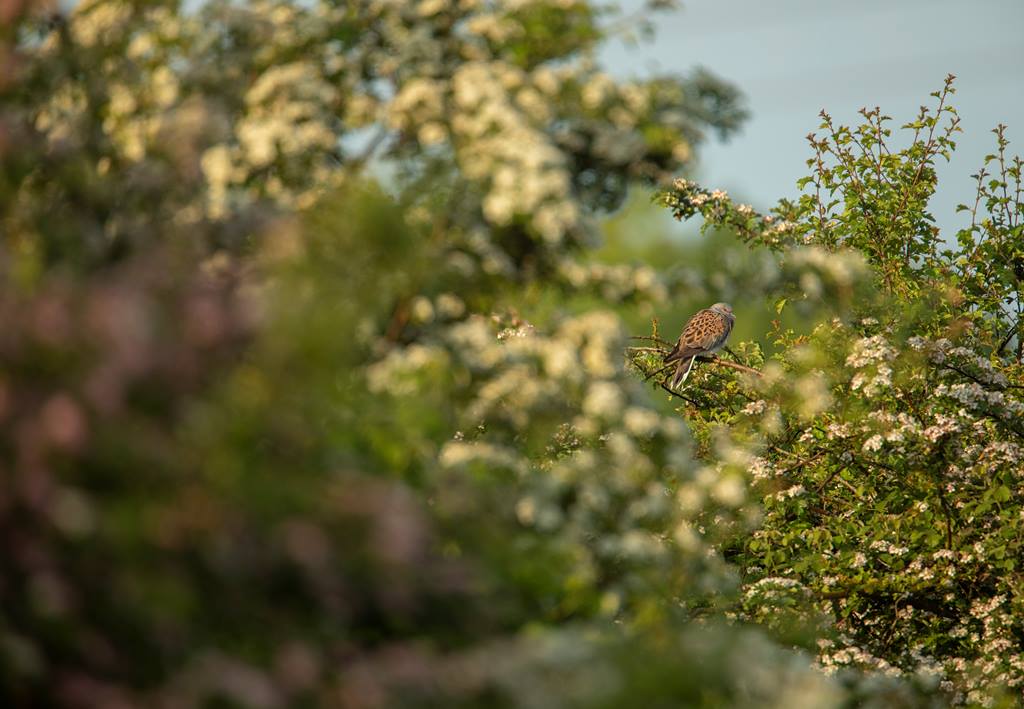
[651,75,1024,705]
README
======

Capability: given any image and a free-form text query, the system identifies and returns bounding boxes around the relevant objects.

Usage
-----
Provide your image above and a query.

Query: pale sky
[602,0,1024,235]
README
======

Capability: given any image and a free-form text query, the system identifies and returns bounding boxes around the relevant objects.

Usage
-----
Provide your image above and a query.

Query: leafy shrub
[651,75,1024,706]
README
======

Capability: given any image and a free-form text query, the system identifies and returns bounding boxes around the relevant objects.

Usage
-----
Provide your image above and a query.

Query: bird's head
[710,302,733,317]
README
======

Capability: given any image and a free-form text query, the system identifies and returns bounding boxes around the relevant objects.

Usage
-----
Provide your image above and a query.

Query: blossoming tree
[641,76,1024,705]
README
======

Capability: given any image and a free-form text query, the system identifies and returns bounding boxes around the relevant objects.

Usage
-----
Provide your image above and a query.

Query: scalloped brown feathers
[664,303,734,387]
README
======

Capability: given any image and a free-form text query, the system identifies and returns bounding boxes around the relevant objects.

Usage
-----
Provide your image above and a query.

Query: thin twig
[627,345,762,379]
[704,355,762,378]
[345,125,389,173]
[997,321,1019,356]
[644,362,674,382]
[722,345,751,367]
[629,335,673,347]
[815,466,842,493]
[940,361,1024,391]
[775,451,826,477]
[657,380,700,405]
[625,350,672,384]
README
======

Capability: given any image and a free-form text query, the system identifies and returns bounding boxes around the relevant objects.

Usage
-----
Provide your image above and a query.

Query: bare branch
[629,335,673,347]
[627,345,762,379]
[657,380,699,405]
[996,321,1019,357]
[706,356,763,378]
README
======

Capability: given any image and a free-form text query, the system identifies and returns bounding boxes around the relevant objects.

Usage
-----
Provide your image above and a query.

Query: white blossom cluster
[785,247,864,292]
[557,259,668,304]
[734,326,1024,701]
[369,307,758,608]
[22,0,741,303]
[451,61,580,243]
[845,335,898,368]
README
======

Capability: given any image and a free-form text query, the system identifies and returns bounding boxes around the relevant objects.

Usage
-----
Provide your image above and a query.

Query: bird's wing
[664,309,727,363]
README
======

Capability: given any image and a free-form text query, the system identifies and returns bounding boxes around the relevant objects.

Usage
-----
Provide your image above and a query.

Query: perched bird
[664,303,735,387]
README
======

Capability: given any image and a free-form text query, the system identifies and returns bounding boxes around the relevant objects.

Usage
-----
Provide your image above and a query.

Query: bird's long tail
[670,356,696,388]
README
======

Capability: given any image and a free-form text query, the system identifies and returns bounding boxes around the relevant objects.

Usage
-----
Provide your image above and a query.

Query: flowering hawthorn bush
[646,76,1024,706]
[6,0,744,274]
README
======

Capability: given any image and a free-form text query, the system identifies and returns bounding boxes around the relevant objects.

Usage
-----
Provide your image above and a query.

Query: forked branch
[625,344,762,386]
